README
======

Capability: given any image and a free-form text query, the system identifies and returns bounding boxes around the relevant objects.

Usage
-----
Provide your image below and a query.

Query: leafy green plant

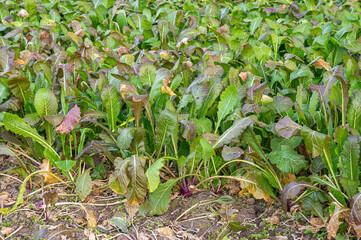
[0,1,361,238]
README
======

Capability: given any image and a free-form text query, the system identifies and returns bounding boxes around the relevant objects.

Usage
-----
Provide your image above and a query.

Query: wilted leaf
[156,227,173,237]
[238,172,271,201]
[109,157,130,194]
[39,159,58,184]
[43,190,58,207]
[349,193,361,236]
[327,204,349,239]
[56,105,81,134]
[33,228,48,240]
[180,120,197,141]
[125,95,149,127]
[109,216,128,233]
[82,205,97,228]
[126,155,147,204]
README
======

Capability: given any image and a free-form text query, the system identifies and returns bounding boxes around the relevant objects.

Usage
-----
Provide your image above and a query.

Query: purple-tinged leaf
[281,181,313,212]
[275,116,302,139]
[56,105,81,134]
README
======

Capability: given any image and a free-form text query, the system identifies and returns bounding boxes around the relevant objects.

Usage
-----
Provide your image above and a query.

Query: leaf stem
[323,147,341,191]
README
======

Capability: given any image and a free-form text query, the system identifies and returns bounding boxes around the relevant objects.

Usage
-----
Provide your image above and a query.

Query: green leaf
[267,145,308,174]
[3,113,58,157]
[270,136,302,151]
[102,0,115,9]
[195,118,212,135]
[340,178,358,199]
[101,84,120,131]
[117,128,134,150]
[250,17,262,34]
[55,160,76,172]
[347,90,361,132]
[75,169,92,201]
[7,75,30,100]
[149,179,177,215]
[34,88,58,117]
[155,109,177,156]
[145,158,165,192]
[270,96,293,114]
[24,0,37,22]
[158,19,169,43]
[108,217,128,233]
[0,83,10,103]
[139,63,156,86]
[196,138,215,163]
[150,68,171,105]
[213,117,255,149]
[303,198,324,219]
[215,85,238,131]
[126,155,147,204]
[340,135,360,181]
[198,78,222,118]
[301,126,332,158]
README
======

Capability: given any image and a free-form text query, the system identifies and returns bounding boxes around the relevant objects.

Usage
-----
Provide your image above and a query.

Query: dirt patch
[0,156,323,239]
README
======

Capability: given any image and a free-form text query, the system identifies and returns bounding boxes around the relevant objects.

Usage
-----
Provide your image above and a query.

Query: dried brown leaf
[39,159,59,184]
[0,226,14,236]
[156,227,173,237]
[82,206,97,228]
[327,204,349,239]
[161,75,176,96]
[124,202,140,219]
[312,59,331,71]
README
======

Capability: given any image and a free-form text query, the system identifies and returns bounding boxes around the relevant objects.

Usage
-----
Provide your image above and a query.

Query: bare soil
[0,156,324,240]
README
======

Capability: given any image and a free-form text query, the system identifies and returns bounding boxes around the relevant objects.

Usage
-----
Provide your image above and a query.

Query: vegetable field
[0,0,361,239]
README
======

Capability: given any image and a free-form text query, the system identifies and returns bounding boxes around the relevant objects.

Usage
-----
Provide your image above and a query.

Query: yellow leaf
[238,171,271,202]
[14,58,26,65]
[161,76,176,96]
